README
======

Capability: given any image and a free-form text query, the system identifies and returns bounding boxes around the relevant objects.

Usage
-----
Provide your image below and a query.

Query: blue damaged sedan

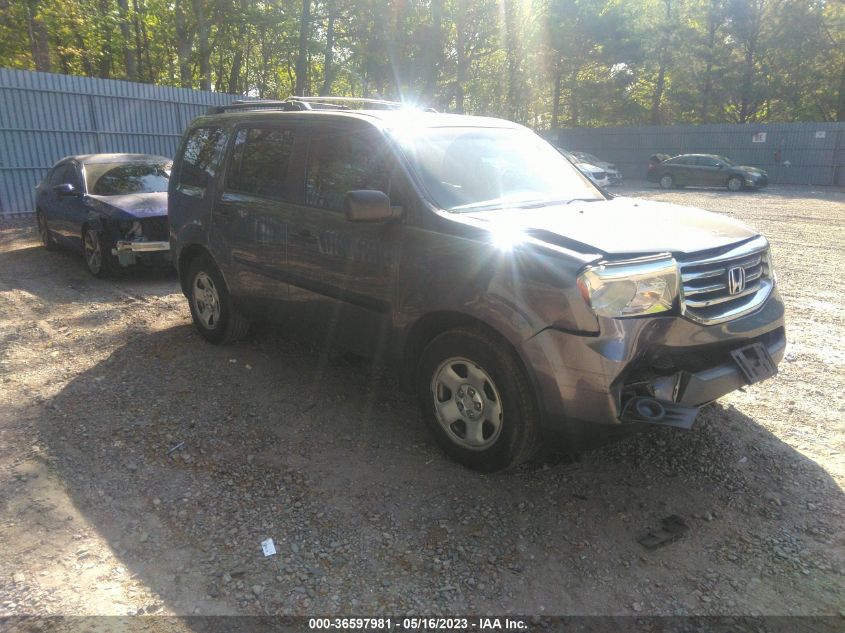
[35,153,172,276]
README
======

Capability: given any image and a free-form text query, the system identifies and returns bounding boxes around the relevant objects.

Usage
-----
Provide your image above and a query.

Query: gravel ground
[0,183,843,619]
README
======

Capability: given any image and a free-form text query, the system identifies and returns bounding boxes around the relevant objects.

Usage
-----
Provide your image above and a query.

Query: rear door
[695,155,725,186]
[668,156,695,185]
[214,123,305,302]
[170,126,229,270]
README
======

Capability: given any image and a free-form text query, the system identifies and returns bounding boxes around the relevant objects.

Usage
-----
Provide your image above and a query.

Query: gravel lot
[0,183,843,619]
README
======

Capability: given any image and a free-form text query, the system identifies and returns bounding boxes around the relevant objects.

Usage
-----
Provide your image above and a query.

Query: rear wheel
[83,226,115,277]
[186,255,250,344]
[36,210,59,251]
[659,174,674,189]
[417,329,540,472]
[727,176,743,192]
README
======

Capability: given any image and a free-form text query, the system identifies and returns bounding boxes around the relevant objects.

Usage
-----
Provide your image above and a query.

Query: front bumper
[112,240,171,267]
[520,287,785,428]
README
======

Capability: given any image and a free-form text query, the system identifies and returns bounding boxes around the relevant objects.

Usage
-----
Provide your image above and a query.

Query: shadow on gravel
[37,324,845,616]
[0,232,178,304]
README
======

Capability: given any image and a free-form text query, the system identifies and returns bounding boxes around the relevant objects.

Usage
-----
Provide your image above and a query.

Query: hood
[577,163,605,174]
[87,191,167,218]
[463,196,759,257]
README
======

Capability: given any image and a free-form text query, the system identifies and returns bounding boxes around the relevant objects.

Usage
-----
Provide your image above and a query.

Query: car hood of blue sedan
[87,191,167,218]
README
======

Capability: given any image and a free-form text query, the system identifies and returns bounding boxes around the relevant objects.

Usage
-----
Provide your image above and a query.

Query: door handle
[294,229,319,243]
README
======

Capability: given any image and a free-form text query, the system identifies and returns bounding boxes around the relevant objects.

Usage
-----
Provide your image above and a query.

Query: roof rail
[288,96,404,110]
[206,96,436,115]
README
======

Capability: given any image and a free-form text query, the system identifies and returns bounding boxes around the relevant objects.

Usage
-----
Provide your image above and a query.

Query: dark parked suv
[169,97,785,471]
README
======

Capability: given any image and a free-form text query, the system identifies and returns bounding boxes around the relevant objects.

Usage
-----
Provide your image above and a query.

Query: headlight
[763,247,777,283]
[577,256,679,318]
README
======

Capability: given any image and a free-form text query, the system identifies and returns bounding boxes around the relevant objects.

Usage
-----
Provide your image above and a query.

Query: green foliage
[1,0,843,123]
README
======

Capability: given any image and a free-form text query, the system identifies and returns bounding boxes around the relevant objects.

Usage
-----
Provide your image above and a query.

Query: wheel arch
[177,244,214,295]
[401,311,541,410]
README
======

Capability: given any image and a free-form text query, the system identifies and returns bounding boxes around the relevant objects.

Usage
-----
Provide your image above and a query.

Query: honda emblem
[727,266,746,295]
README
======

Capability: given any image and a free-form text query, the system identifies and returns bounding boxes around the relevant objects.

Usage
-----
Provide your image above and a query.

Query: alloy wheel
[83,229,102,274]
[193,271,222,330]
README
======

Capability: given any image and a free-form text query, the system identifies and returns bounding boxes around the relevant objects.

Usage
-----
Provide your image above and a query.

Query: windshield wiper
[565,197,603,204]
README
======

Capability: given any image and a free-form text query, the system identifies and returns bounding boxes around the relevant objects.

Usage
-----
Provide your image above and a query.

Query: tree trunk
[739,44,754,123]
[132,0,145,81]
[294,0,310,95]
[116,0,137,80]
[699,0,719,122]
[98,0,113,78]
[504,0,521,120]
[192,0,211,90]
[75,32,95,76]
[319,0,335,96]
[650,63,666,124]
[454,0,467,112]
[650,0,671,125]
[551,67,562,130]
[174,0,192,88]
[26,3,51,72]
[226,0,250,94]
[421,0,443,103]
[836,59,845,122]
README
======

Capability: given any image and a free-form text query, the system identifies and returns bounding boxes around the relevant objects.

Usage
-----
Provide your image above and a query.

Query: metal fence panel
[0,68,240,215]
[549,121,845,186]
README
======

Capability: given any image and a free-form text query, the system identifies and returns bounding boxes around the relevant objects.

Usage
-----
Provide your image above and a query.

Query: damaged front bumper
[521,287,786,430]
[112,240,171,267]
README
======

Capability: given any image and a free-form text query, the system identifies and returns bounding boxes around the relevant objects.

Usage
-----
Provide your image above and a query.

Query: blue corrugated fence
[0,68,241,215]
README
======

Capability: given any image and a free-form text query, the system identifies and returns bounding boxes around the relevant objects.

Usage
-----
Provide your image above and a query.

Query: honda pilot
[168,97,785,472]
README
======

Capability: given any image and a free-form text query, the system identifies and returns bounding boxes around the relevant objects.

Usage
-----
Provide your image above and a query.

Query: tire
[186,254,250,344]
[36,210,60,251]
[727,176,743,192]
[83,226,116,277]
[416,329,540,472]
[659,174,674,189]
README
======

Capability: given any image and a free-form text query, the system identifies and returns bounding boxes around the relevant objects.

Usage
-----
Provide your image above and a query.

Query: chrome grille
[679,236,774,325]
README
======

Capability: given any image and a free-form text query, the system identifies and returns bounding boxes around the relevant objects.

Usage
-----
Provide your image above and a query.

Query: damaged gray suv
[169,97,785,471]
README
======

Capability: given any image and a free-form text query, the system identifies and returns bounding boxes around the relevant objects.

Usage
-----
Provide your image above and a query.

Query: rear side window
[227,127,296,198]
[305,130,389,212]
[177,127,228,193]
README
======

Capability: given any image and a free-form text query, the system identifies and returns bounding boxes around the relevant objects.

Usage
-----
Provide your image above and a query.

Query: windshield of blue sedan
[86,162,170,195]
[394,127,602,211]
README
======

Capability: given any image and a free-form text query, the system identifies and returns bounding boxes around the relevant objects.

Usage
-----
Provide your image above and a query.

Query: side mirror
[53,183,81,196]
[344,190,401,223]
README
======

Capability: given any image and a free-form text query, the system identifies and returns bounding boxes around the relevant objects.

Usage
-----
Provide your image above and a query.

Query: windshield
[85,162,170,195]
[715,155,736,166]
[394,127,601,211]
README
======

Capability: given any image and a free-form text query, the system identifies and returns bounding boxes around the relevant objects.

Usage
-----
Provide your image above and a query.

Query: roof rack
[206,96,435,115]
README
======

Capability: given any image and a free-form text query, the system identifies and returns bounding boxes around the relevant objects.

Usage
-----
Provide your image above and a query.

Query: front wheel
[83,227,115,277]
[659,174,674,189]
[186,255,250,344]
[727,176,743,192]
[417,329,540,472]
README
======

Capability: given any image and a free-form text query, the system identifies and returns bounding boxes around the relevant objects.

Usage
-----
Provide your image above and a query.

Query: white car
[556,149,610,188]
[571,151,623,184]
